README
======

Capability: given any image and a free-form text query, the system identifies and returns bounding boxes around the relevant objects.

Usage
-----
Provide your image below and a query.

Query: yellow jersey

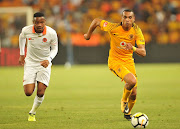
[100,20,145,62]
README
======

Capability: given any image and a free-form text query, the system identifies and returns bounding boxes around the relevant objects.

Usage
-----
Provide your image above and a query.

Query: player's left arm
[130,24,146,57]
[126,43,146,57]
[134,44,146,57]
[41,31,58,68]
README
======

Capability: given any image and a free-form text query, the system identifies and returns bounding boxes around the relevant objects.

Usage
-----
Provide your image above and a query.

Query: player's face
[33,17,46,33]
[121,11,135,28]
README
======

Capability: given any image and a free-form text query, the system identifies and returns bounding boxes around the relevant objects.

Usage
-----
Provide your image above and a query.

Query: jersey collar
[32,26,47,35]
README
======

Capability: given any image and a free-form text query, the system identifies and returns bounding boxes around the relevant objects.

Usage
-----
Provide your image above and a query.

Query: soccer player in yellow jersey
[84,9,146,120]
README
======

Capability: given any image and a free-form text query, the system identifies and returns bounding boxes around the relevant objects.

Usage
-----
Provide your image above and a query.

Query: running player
[84,9,146,120]
[19,12,58,121]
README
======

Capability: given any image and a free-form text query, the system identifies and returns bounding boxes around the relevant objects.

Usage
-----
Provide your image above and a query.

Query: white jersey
[19,25,58,66]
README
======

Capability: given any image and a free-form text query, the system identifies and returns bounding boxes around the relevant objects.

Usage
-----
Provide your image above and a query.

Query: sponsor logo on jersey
[128,34,134,40]
[103,22,108,27]
[117,41,127,49]
[28,38,34,40]
[43,38,47,42]
[120,41,126,47]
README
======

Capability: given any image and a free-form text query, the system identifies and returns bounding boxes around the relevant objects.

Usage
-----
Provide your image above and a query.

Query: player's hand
[40,60,49,68]
[126,43,133,51]
[84,34,90,40]
[19,55,25,65]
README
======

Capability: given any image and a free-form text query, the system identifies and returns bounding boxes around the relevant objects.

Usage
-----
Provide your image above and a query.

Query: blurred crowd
[0,0,180,48]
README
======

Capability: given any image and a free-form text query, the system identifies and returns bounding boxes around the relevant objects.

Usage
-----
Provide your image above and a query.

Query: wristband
[132,46,136,52]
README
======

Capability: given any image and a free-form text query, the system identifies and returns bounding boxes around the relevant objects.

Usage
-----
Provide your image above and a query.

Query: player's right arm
[19,28,26,65]
[84,18,102,40]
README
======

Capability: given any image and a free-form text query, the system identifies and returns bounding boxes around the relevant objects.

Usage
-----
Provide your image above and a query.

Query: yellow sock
[128,99,136,115]
[122,87,132,102]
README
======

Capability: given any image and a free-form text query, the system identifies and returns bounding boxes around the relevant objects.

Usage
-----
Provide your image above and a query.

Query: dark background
[54,43,180,64]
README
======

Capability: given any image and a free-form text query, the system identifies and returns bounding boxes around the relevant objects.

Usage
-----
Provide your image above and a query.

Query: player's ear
[32,18,35,24]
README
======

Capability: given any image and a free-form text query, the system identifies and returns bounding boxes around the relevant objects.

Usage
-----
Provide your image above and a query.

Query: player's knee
[37,90,45,97]
[129,79,137,89]
[37,93,44,97]
[24,84,35,96]
[25,91,33,96]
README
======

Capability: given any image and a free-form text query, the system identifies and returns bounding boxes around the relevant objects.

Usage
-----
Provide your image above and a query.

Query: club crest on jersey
[117,68,121,73]
[128,34,134,40]
[140,39,145,42]
[43,38,47,42]
[103,22,108,27]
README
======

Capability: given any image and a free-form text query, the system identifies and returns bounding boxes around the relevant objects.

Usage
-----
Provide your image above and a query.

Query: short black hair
[33,12,45,18]
[123,9,134,13]
[122,9,134,16]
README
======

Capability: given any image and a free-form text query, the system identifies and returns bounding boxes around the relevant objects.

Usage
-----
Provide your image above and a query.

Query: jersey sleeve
[51,31,58,45]
[19,27,27,55]
[133,23,145,45]
[20,27,27,38]
[48,31,58,63]
[100,20,120,32]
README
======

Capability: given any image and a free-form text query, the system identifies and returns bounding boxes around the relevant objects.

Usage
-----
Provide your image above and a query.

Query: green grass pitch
[0,63,180,129]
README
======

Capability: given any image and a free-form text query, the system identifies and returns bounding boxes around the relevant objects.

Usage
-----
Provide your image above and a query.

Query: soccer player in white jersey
[19,12,58,121]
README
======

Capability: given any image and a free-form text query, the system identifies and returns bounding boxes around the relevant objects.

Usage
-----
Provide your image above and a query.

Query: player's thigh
[109,63,130,80]
[37,82,47,97]
[23,64,37,86]
[125,63,138,87]
[125,63,137,77]
[36,64,51,87]
[24,83,36,96]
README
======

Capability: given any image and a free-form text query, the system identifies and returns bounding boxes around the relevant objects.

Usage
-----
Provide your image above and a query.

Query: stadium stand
[0,0,179,48]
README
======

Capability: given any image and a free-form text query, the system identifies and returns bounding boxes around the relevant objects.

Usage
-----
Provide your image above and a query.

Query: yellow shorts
[108,59,137,87]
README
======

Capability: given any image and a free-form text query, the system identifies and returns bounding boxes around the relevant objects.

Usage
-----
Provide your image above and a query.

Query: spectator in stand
[0,0,179,47]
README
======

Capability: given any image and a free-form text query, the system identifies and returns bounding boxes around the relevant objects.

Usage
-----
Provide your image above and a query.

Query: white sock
[29,95,44,114]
